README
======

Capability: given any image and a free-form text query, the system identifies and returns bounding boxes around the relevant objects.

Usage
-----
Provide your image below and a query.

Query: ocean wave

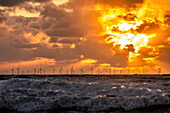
[0,78,170,112]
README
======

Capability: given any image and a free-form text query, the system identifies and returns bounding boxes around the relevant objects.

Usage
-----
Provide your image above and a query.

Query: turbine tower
[97,69,100,75]
[113,69,116,74]
[11,67,14,75]
[127,68,130,74]
[16,66,20,75]
[53,67,56,74]
[39,66,43,75]
[59,66,63,74]
[5,70,8,75]
[143,67,147,74]
[27,69,29,75]
[43,69,46,75]
[80,68,83,74]
[66,69,69,75]
[158,67,161,74]
[108,68,111,75]
[120,69,122,74]
[91,67,94,74]
[33,68,36,75]
[70,66,74,75]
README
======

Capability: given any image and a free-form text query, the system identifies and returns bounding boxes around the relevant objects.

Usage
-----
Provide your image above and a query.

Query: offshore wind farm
[1,0,170,113]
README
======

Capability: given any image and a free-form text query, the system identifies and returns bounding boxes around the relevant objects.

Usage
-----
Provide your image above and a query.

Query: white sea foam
[0,77,170,112]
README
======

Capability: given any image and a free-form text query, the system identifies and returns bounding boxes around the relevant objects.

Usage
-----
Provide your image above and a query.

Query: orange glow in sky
[0,0,170,74]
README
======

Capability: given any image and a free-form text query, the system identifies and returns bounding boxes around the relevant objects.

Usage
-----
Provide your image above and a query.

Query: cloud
[1,0,170,73]
[68,0,144,9]
[0,0,51,7]
[95,0,144,7]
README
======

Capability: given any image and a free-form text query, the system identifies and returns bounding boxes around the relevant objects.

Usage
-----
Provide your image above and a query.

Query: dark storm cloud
[58,38,81,44]
[0,28,34,62]
[165,14,170,25]
[0,9,7,23]
[41,5,67,18]
[158,46,170,63]
[118,13,137,21]
[0,0,145,67]
[34,2,95,38]
[46,28,88,37]
[95,0,144,7]
[136,21,161,34]
[68,0,144,8]
[0,0,51,7]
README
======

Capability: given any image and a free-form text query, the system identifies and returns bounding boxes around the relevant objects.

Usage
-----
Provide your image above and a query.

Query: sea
[0,74,170,113]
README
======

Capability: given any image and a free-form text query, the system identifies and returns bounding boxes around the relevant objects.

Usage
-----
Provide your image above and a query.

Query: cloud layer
[0,0,170,73]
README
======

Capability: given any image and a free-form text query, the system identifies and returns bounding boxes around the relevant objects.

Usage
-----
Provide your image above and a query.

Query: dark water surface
[0,74,170,113]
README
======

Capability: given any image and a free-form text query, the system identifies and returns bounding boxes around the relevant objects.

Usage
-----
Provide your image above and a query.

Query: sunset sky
[0,0,170,74]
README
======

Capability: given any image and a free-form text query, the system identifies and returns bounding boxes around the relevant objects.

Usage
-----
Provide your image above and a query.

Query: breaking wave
[0,76,170,112]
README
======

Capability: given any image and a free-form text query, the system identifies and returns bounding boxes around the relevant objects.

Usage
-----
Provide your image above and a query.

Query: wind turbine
[33,68,36,75]
[66,69,69,75]
[5,70,8,75]
[80,68,83,74]
[97,68,100,75]
[143,67,145,74]
[43,69,46,75]
[105,68,108,75]
[143,67,147,74]
[59,66,64,74]
[16,66,20,75]
[120,69,122,74]
[70,66,74,75]
[91,67,94,74]
[27,69,29,75]
[108,68,111,75]
[132,69,135,74]
[53,67,56,74]
[158,67,161,74]
[113,68,116,74]
[11,67,14,75]
[127,68,130,74]
[39,66,43,75]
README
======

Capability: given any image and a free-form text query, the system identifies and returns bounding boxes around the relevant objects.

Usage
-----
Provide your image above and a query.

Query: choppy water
[0,75,170,113]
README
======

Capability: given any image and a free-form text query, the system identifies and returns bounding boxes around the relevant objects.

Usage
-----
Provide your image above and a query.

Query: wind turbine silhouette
[127,68,130,74]
[59,66,64,74]
[66,69,69,75]
[158,67,161,74]
[33,68,36,75]
[16,66,20,75]
[120,69,122,74]
[39,66,43,75]
[91,67,94,74]
[108,68,111,75]
[80,68,83,74]
[43,69,46,75]
[143,67,145,74]
[27,69,29,75]
[70,66,74,75]
[97,68,100,75]
[143,67,147,74]
[113,68,116,74]
[132,69,134,74]
[11,67,14,75]
[5,70,8,75]
[22,70,25,75]
[53,67,56,74]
